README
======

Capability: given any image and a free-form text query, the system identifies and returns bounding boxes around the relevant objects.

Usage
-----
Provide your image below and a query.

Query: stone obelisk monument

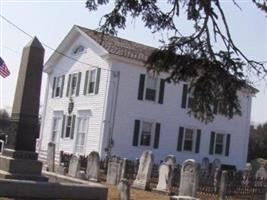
[0,37,47,181]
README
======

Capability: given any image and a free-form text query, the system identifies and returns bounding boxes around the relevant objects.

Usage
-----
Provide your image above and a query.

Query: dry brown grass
[106,184,169,200]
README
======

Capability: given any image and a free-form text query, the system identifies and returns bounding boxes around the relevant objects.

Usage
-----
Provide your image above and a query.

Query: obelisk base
[0,151,48,181]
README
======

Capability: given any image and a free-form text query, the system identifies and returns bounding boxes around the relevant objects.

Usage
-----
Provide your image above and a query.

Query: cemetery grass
[106,184,169,200]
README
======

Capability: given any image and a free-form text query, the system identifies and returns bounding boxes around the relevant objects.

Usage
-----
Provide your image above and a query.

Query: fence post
[219,170,227,200]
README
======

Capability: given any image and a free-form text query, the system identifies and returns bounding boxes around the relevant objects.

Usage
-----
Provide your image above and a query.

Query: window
[145,76,158,101]
[209,132,231,156]
[215,133,224,155]
[177,126,201,153]
[84,68,101,95]
[52,75,65,98]
[51,116,61,142]
[140,121,153,146]
[65,116,72,138]
[72,45,85,55]
[132,120,161,148]
[88,69,96,94]
[137,74,165,104]
[181,84,194,109]
[183,128,195,151]
[75,115,89,153]
[70,73,78,96]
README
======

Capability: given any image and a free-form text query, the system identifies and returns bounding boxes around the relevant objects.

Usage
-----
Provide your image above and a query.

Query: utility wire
[0,14,114,72]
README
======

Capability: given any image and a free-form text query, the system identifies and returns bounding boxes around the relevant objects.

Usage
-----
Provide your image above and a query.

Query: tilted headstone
[178,159,199,198]
[155,163,172,193]
[86,151,100,181]
[106,155,123,185]
[132,150,154,190]
[68,154,80,177]
[117,178,130,200]
[46,142,56,172]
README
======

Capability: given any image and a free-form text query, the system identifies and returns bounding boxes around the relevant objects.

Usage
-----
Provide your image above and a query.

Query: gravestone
[212,159,221,172]
[173,159,200,200]
[120,158,127,180]
[0,37,47,181]
[255,166,267,180]
[154,163,172,193]
[68,154,80,178]
[46,142,56,172]
[117,178,130,200]
[106,155,123,185]
[219,171,227,200]
[213,168,221,193]
[132,150,154,190]
[86,151,100,181]
[201,157,209,173]
[164,155,176,167]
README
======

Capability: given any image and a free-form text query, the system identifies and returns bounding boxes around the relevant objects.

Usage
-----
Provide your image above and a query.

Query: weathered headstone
[117,178,130,200]
[178,159,199,199]
[164,155,176,167]
[120,158,127,180]
[155,163,172,193]
[46,142,56,172]
[0,37,47,181]
[212,159,221,172]
[201,157,209,176]
[255,166,267,180]
[219,171,227,200]
[86,151,100,181]
[132,150,154,190]
[106,155,123,185]
[68,154,80,178]
[213,168,221,193]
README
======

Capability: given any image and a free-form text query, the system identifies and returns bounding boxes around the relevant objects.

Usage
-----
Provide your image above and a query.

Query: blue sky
[0,0,266,124]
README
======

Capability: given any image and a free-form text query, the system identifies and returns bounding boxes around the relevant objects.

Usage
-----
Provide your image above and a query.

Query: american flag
[0,57,10,78]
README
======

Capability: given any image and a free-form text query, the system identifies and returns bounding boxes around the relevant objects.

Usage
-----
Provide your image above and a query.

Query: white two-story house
[38,25,257,170]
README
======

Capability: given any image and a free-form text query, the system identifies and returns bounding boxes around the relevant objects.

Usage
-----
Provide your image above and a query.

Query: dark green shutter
[84,70,89,95]
[66,74,71,97]
[158,79,165,104]
[60,75,65,98]
[209,132,215,155]
[132,120,140,146]
[181,84,188,108]
[95,68,101,94]
[177,127,184,151]
[225,134,231,156]
[137,74,145,100]
[153,123,161,149]
[195,129,201,153]
[61,115,66,138]
[52,77,56,98]
[70,115,76,139]
[76,72,81,96]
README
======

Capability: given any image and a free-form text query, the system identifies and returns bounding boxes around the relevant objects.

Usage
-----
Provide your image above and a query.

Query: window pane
[215,144,223,154]
[140,122,152,146]
[146,76,157,89]
[71,74,77,95]
[183,128,194,151]
[216,134,224,144]
[145,88,156,101]
[184,140,193,151]
[88,82,95,93]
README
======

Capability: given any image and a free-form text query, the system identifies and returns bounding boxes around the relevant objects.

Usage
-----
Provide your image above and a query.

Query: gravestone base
[170,196,200,200]
[153,188,170,195]
[0,154,48,181]
[132,181,150,191]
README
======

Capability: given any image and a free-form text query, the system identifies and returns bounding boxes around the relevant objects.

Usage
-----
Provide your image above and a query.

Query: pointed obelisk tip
[25,36,44,50]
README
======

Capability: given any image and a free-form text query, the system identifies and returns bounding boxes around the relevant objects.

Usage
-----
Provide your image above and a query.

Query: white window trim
[63,115,73,139]
[70,73,78,97]
[50,111,63,151]
[138,119,156,148]
[86,68,97,95]
[74,116,89,154]
[213,132,227,156]
[54,76,63,98]
[143,74,160,103]
[182,127,197,153]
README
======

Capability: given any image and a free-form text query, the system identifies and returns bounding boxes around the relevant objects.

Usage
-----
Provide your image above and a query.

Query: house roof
[76,25,156,63]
